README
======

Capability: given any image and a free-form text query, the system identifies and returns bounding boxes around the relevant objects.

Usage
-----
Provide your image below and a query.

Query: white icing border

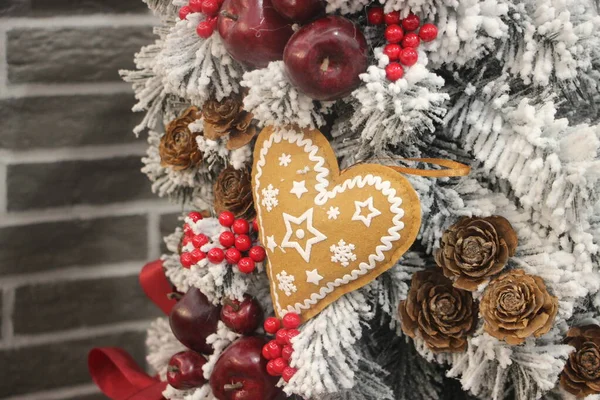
[254,128,405,316]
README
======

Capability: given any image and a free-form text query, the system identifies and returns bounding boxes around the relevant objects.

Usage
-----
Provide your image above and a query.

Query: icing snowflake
[327,206,340,220]
[330,239,357,267]
[279,153,291,167]
[261,184,279,212]
[297,166,310,175]
[276,271,297,297]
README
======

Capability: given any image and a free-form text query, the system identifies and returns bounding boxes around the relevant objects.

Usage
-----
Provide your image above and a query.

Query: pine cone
[213,166,256,220]
[435,216,518,291]
[561,325,600,398]
[159,107,203,171]
[398,269,477,353]
[480,269,557,345]
[203,95,257,150]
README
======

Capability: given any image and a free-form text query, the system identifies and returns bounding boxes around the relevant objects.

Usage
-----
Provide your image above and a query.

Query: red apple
[218,0,294,69]
[283,16,368,101]
[169,288,221,354]
[221,295,264,334]
[167,350,207,390]
[271,0,325,23]
[210,336,282,400]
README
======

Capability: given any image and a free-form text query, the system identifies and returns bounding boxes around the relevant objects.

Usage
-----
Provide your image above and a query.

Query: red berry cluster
[367,8,439,82]
[178,0,223,38]
[262,313,301,382]
[179,211,266,274]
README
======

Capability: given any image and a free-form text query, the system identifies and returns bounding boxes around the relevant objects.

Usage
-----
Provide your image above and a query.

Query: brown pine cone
[213,166,256,220]
[398,269,477,353]
[435,216,518,291]
[159,107,203,171]
[203,95,256,150]
[561,325,600,398]
[480,269,557,345]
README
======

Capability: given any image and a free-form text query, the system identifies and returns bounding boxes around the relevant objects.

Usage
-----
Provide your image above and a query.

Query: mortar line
[1,288,15,345]
[0,142,146,164]
[0,319,153,350]
[2,383,100,400]
[147,211,161,260]
[0,14,157,29]
[0,81,133,99]
[0,164,7,214]
[0,25,7,94]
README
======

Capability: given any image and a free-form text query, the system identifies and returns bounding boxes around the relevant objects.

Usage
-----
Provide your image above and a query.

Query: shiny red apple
[271,0,325,23]
[210,336,281,400]
[218,0,294,69]
[221,295,264,335]
[169,288,221,354]
[167,350,207,390]
[283,16,368,101]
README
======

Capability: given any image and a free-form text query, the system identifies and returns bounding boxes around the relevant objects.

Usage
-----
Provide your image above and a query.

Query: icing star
[266,235,278,252]
[352,197,381,227]
[281,208,326,262]
[327,206,340,220]
[306,269,323,285]
[279,153,291,167]
[290,180,308,199]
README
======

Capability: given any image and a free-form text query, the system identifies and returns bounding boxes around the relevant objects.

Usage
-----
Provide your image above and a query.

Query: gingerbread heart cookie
[252,126,421,321]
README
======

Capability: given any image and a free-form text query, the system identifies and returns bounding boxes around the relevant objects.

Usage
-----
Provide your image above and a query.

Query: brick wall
[0,2,181,399]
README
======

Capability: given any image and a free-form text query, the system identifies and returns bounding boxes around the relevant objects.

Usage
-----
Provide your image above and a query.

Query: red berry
[192,234,209,249]
[207,15,218,28]
[282,345,293,361]
[178,5,192,20]
[187,211,203,222]
[282,312,301,329]
[234,234,252,252]
[252,219,259,233]
[262,344,271,360]
[248,246,266,262]
[384,24,404,44]
[367,7,384,25]
[402,13,420,31]
[183,223,193,237]
[264,317,281,334]
[219,231,235,248]
[402,32,420,48]
[201,0,219,16]
[190,248,206,263]
[286,329,300,344]
[282,367,297,382]
[272,358,288,375]
[419,23,438,42]
[385,63,404,81]
[266,360,281,376]
[180,252,194,268]
[264,340,282,359]
[238,257,256,274]
[196,21,214,38]
[188,0,204,12]
[399,47,418,66]
[232,219,250,235]
[225,248,242,264]
[207,248,225,263]
[276,329,288,345]
[218,211,235,227]
[182,235,192,247]
[384,11,401,25]
[383,43,401,61]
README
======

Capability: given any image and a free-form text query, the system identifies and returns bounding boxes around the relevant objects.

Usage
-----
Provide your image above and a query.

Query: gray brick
[0,94,140,150]
[160,212,181,253]
[7,157,153,211]
[0,0,148,16]
[14,275,161,334]
[0,215,147,276]
[7,26,155,83]
[0,331,146,397]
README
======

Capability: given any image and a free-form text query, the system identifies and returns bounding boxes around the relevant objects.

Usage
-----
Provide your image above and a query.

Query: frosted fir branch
[146,317,187,380]
[163,384,217,400]
[323,0,369,15]
[142,130,216,208]
[156,13,244,107]
[143,0,179,17]
[284,289,375,398]
[351,50,448,154]
[202,322,241,380]
[240,61,331,129]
